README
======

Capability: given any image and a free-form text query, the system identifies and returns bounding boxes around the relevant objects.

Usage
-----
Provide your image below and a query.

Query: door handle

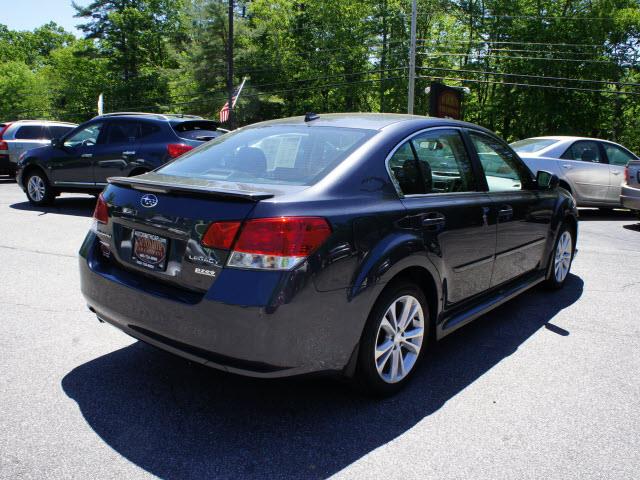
[498,205,513,220]
[561,164,572,169]
[611,171,621,175]
[122,151,136,156]
[81,153,93,158]
[421,212,446,228]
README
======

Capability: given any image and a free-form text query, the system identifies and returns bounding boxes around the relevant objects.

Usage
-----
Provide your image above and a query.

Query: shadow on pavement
[62,274,583,479]
[577,208,637,221]
[10,196,95,218]
[0,177,16,184]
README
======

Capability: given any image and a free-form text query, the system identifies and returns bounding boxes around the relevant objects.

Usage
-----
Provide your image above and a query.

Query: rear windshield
[158,125,375,185]
[510,138,558,153]
[172,120,223,141]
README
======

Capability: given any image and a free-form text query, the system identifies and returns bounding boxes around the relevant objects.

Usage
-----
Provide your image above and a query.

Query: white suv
[0,120,77,177]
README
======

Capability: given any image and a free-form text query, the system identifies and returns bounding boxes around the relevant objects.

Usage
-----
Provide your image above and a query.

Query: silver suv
[0,120,77,177]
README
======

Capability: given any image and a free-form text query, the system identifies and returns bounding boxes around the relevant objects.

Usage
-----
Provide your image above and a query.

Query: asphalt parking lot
[1,177,639,480]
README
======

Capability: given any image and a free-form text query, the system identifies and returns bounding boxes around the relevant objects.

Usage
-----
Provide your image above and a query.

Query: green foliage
[1,0,639,151]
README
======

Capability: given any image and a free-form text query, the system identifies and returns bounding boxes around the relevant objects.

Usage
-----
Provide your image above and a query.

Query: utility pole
[227,0,234,129]
[407,0,417,114]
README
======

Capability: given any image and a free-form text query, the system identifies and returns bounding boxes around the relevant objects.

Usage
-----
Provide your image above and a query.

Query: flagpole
[232,77,247,108]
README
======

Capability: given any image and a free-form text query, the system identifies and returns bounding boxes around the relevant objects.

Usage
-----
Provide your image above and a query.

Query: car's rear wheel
[25,170,54,206]
[545,224,574,290]
[355,281,429,396]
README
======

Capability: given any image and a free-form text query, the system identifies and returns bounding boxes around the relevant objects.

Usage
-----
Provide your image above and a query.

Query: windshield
[158,125,374,185]
[510,138,558,153]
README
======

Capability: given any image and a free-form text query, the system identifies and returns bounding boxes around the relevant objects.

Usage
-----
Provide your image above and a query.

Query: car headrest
[581,149,597,162]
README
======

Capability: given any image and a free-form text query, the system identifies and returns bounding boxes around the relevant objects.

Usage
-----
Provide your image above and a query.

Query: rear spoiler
[108,176,274,201]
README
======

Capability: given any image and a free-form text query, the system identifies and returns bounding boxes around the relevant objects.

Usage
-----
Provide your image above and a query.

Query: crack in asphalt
[0,244,76,259]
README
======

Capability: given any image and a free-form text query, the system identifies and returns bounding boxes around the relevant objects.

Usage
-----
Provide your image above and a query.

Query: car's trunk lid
[99,173,303,293]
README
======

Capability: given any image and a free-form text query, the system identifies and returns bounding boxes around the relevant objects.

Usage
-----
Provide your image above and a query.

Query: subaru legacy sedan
[80,113,578,395]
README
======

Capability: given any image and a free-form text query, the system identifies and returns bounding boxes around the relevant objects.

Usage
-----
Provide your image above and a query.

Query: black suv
[16,112,225,205]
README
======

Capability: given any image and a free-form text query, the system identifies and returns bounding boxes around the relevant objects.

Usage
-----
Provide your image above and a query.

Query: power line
[417,66,640,88]
[418,39,605,48]
[416,75,640,96]
[419,52,617,64]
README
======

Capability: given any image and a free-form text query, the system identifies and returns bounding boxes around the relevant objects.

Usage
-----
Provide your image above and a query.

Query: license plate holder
[132,230,168,271]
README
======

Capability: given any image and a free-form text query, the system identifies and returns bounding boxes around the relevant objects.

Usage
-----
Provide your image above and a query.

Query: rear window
[510,138,558,153]
[172,121,223,141]
[158,125,374,185]
[48,125,75,140]
[15,125,44,140]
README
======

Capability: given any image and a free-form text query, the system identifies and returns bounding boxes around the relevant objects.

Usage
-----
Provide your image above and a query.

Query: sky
[0,0,91,35]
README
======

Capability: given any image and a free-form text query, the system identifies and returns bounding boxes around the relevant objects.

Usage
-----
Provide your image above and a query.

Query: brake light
[167,143,194,158]
[624,166,630,183]
[0,141,7,151]
[202,221,241,249]
[202,217,332,270]
[92,194,109,224]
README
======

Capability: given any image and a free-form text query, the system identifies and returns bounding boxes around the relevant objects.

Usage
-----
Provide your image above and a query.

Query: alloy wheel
[554,231,572,283]
[374,295,424,384]
[27,175,46,202]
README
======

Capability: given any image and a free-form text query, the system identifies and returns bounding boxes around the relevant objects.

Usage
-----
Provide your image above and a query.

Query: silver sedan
[511,136,638,209]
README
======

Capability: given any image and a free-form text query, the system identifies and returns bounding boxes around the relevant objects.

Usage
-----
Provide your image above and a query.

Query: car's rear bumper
[621,185,640,210]
[79,232,370,378]
[0,155,16,175]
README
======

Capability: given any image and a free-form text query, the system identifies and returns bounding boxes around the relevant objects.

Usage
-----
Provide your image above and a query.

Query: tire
[544,224,574,290]
[355,281,430,396]
[25,170,54,206]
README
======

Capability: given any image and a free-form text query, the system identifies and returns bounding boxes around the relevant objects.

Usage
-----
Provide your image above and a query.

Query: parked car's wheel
[545,224,574,290]
[25,170,54,206]
[355,281,429,396]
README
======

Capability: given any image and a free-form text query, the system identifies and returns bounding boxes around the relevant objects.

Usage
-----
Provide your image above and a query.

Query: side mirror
[51,138,62,149]
[537,170,559,190]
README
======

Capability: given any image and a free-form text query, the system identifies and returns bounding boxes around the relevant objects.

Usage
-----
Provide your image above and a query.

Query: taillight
[202,221,241,249]
[167,143,194,158]
[92,194,109,224]
[0,141,7,151]
[202,217,332,270]
[624,166,630,183]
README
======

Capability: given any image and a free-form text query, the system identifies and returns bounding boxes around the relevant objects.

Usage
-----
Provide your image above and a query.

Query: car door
[559,140,610,204]
[388,127,495,305]
[602,142,638,203]
[93,120,141,185]
[50,121,106,186]
[467,130,552,287]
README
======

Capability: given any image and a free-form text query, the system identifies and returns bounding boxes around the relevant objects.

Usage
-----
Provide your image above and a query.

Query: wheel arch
[21,162,50,188]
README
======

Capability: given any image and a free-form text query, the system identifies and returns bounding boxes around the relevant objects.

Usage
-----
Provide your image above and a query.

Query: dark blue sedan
[79,113,578,395]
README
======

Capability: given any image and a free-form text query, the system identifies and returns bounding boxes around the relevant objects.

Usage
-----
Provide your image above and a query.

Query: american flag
[219,78,246,124]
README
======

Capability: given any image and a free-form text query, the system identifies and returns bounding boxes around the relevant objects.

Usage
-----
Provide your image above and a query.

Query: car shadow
[10,196,95,218]
[0,177,16,184]
[577,208,637,221]
[62,274,583,479]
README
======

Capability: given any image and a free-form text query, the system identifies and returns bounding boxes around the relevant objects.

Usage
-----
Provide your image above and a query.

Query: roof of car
[94,112,205,121]
[0,119,77,126]
[249,113,483,131]
[524,135,615,143]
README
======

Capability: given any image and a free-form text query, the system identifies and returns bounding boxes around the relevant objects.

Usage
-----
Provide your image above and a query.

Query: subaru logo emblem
[140,194,158,208]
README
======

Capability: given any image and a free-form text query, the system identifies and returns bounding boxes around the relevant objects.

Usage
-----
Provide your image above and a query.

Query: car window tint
[158,125,373,186]
[139,123,161,139]
[388,142,424,195]
[15,125,44,140]
[172,121,220,141]
[470,132,528,192]
[105,121,139,144]
[411,129,476,193]
[603,143,636,167]
[47,126,75,140]
[64,123,104,148]
[562,141,602,163]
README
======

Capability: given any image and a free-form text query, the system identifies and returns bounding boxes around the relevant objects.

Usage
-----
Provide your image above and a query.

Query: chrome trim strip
[53,181,95,186]
[495,238,546,259]
[453,255,495,273]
